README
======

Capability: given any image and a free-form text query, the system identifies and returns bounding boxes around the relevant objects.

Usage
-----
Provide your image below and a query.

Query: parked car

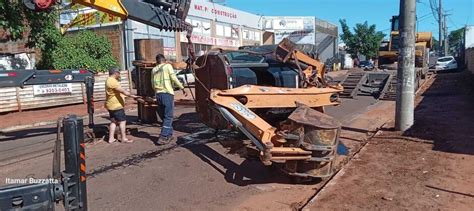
[435,56,458,71]
[176,68,195,86]
[358,60,375,70]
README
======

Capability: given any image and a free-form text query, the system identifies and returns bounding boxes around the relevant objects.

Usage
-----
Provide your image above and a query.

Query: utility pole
[443,14,449,55]
[396,0,416,131]
[438,0,443,56]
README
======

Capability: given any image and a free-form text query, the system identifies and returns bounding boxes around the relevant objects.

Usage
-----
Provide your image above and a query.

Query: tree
[51,31,118,73]
[432,36,439,52]
[448,28,464,49]
[0,1,61,68]
[339,19,385,59]
[0,1,117,71]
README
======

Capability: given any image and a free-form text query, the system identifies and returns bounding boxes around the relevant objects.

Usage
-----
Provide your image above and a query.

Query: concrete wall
[466,48,474,74]
[0,30,34,55]
[465,26,474,49]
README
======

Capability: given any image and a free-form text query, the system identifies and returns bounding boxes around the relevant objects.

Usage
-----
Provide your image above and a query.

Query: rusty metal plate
[288,104,341,129]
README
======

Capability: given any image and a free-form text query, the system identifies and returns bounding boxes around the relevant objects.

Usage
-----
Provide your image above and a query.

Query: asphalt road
[0,95,379,210]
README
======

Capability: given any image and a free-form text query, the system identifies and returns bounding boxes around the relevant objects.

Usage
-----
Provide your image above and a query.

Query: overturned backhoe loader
[193,38,344,179]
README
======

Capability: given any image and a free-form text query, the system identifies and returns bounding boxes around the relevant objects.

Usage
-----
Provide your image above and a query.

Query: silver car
[435,56,458,71]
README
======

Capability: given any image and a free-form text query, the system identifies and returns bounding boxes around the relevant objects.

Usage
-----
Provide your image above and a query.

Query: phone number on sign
[39,87,71,94]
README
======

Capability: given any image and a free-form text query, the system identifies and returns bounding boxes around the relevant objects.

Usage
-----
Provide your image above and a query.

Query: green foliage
[432,36,439,52]
[339,19,385,59]
[51,30,117,73]
[448,28,465,49]
[0,0,25,40]
[0,2,117,71]
[0,1,61,68]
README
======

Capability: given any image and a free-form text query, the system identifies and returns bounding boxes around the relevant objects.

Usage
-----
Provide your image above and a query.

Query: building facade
[60,1,338,69]
[263,16,338,62]
[465,25,474,74]
[177,0,265,61]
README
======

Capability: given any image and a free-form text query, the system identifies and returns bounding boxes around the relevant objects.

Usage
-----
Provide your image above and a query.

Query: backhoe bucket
[283,104,341,178]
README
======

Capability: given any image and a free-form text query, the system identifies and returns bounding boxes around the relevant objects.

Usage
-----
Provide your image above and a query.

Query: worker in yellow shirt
[152,54,187,145]
[105,68,137,143]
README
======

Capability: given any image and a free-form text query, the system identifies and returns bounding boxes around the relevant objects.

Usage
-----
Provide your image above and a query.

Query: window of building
[243,29,249,40]
[231,26,239,38]
[180,43,212,61]
[255,31,261,41]
[192,19,202,34]
[264,20,272,29]
[201,21,211,36]
[187,17,211,36]
[249,31,255,40]
[216,24,224,36]
[224,26,231,37]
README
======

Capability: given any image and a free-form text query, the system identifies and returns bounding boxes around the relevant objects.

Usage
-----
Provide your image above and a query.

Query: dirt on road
[305,71,474,210]
[2,70,472,210]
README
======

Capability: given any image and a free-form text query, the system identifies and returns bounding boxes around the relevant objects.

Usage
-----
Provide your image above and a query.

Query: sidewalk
[0,100,137,132]
[305,71,474,210]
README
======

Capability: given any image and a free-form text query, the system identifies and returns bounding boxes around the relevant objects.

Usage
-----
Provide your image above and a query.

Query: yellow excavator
[23,0,344,181]
[378,15,432,74]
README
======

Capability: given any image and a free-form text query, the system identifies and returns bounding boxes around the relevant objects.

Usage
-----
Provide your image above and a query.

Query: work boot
[157,136,173,145]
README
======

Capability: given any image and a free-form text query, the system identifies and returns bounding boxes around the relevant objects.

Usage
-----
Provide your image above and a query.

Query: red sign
[181,33,238,47]
[193,4,237,19]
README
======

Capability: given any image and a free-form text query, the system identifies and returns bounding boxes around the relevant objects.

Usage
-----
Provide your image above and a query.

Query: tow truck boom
[24,0,192,32]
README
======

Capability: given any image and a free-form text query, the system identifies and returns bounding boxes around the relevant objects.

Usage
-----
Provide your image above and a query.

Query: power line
[447,15,459,29]
[429,0,439,22]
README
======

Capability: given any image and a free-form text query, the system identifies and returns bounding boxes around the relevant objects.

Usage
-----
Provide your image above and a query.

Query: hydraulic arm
[194,38,344,179]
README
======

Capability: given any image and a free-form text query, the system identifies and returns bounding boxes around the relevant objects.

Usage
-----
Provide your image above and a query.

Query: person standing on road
[152,54,187,145]
[105,68,137,144]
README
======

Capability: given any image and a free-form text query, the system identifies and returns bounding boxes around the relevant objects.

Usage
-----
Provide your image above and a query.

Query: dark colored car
[359,61,375,70]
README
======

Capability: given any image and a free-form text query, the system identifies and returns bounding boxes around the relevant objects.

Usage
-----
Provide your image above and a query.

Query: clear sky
[224,0,473,37]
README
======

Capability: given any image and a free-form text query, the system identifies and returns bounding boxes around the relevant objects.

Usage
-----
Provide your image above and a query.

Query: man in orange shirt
[105,68,137,143]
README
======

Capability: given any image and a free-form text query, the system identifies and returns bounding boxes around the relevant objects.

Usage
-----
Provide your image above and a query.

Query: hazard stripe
[80,152,85,160]
[80,163,86,172]
[81,176,86,182]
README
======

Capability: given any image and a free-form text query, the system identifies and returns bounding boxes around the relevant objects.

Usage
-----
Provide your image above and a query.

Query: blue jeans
[156,93,174,138]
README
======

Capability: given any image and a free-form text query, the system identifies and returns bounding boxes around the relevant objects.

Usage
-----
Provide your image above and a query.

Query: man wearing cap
[105,68,137,143]
[152,54,187,145]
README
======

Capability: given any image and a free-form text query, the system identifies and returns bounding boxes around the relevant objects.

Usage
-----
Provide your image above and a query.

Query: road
[1,93,389,210]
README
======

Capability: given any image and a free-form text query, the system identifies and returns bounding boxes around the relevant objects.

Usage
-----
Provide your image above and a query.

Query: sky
[224,0,473,37]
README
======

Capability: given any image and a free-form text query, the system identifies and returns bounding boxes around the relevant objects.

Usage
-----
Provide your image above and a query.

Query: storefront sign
[264,16,315,31]
[181,33,239,47]
[33,83,72,96]
[193,4,237,19]
[264,16,316,44]
[61,9,121,31]
[164,47,177,57]
[188,0,261,29]
[275,29,315,44]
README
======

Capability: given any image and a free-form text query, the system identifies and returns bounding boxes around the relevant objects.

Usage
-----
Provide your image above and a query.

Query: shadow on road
[395,70,474,155]
[177,136,297,186]
[173,112,208,134]
[0,127,58,142]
